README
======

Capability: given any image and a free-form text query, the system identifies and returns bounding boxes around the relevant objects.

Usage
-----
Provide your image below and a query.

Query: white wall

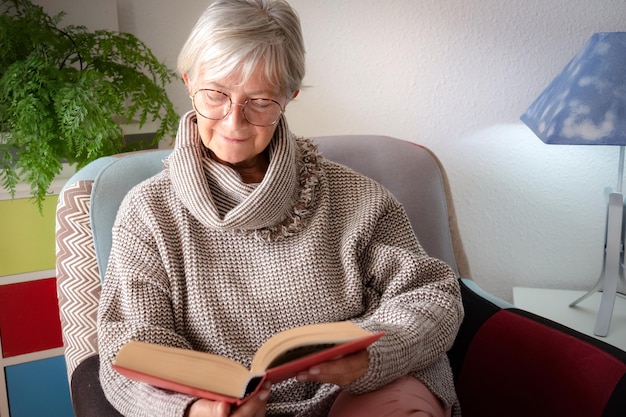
[43,0,626,301]
[34,0,118,30]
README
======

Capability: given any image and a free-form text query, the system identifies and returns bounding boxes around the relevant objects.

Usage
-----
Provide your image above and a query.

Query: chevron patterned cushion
[56,179,101,379]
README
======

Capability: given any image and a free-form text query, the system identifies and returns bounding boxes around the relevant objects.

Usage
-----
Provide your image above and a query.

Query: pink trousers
[328,376,452,417]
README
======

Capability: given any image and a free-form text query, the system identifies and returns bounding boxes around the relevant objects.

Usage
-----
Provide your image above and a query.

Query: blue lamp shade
[521,32,626,145]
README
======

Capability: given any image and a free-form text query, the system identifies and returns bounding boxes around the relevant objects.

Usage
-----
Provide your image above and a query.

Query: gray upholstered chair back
[315,135,468,277]
[56,135,469,382]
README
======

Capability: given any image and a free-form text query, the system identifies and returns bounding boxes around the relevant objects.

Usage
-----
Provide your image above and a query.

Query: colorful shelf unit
[0,196,74,417]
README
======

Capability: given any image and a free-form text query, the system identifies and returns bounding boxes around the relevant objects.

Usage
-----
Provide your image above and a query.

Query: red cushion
[456,309,626,417]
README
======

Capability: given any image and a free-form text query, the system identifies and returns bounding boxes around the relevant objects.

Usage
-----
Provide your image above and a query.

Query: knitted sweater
[97,111,464,417]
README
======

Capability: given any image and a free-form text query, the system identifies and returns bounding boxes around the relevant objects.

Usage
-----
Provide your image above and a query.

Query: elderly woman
[96,1,463,416]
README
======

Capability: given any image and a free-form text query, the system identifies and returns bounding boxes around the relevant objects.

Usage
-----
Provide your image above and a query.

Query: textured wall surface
[41,0,626,301]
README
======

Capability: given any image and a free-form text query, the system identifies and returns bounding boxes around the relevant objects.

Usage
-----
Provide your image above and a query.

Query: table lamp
[521,32,626,337]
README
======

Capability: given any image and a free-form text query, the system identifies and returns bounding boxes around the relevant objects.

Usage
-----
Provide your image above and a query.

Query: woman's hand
[296,350,370,386]
[185,383,270,417]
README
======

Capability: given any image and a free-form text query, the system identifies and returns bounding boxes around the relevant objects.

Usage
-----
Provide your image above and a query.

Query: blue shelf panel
[5,355,73,417]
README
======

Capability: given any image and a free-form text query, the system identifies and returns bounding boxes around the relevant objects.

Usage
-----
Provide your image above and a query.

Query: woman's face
[183,65,295,177]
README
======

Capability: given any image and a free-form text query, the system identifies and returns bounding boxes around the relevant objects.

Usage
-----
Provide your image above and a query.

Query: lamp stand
[570,145,626,337]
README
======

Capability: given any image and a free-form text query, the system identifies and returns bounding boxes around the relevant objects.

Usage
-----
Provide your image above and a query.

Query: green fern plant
[0,0,179,209]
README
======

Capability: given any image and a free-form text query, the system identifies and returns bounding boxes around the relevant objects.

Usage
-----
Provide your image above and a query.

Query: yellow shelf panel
[0,197,58,276]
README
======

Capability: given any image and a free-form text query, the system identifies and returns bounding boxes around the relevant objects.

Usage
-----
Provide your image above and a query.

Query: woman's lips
[220,134,247,143]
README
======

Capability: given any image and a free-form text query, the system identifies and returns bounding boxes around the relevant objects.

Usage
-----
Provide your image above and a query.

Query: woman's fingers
[296,350,369,386]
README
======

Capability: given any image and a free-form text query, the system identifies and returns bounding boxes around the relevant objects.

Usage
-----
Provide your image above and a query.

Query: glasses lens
[193,90,230,120]
[243,99,283,126]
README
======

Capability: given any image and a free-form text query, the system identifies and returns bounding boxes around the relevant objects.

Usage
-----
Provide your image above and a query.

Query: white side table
[513,287,626,352]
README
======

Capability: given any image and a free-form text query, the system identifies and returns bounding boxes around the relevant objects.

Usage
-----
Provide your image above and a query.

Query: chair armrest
[459,278,512,308]
[71,355,123,417]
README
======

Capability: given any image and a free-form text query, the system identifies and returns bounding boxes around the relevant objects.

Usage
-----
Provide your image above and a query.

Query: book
[112,321,384,405]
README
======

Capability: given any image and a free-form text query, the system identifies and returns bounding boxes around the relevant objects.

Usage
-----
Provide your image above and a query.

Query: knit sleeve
[348,203,464,394]
[96,194,196,417]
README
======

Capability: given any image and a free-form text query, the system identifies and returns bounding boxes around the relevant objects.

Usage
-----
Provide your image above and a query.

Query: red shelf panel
[0,277,63,357]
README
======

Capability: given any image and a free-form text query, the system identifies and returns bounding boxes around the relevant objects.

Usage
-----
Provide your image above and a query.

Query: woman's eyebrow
[206,82,280,97]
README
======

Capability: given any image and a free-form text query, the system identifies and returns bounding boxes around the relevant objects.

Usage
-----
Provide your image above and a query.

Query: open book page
[113,342,252,398]
[250,321,379,373]
[261,331,384,384]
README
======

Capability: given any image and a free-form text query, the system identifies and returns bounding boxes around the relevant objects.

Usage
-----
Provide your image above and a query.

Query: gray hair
[177,0,305,96]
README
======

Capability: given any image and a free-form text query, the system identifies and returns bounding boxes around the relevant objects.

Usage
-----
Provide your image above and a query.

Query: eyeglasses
[190,89,284,127]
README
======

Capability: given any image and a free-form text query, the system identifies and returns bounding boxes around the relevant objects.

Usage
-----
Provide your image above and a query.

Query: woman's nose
[222,102,248,127]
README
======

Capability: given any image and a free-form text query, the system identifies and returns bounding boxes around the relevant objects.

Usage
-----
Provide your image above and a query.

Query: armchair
[56,135,626,417]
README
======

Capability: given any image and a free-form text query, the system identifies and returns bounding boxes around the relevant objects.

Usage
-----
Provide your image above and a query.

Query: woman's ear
[182,73,192,95]
[291,89,300,100]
